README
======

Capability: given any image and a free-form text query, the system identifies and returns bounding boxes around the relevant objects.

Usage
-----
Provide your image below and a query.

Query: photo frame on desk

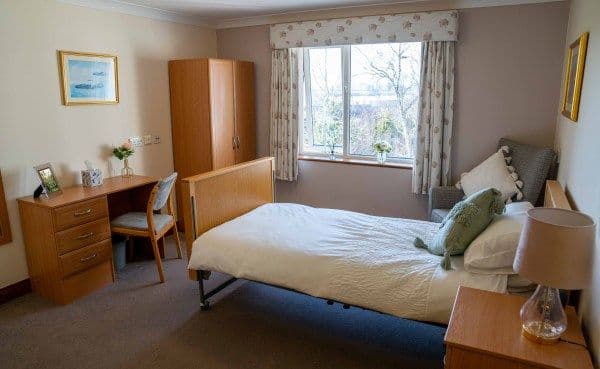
[34,163,62,198]
[0,171,12,246]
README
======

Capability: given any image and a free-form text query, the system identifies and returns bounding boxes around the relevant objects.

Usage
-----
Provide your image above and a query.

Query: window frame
[300,43,418,166]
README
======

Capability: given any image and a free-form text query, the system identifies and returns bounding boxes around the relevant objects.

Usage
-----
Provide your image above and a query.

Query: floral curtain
[270,48,301,181]
[412,41,455,195]
[270,10,458,49]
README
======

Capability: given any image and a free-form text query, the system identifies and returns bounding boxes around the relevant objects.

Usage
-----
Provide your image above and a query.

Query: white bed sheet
[188,203,507,324]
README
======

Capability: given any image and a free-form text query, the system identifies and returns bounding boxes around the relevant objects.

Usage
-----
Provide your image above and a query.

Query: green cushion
[415,188,505,270]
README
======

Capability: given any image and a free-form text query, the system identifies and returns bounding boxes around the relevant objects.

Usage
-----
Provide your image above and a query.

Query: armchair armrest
[428,186,464,217]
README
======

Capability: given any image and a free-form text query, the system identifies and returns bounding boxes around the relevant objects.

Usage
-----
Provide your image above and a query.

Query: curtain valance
[270,10,458,49]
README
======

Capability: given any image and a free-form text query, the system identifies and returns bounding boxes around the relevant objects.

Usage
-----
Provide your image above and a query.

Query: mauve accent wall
[217,2,569,219]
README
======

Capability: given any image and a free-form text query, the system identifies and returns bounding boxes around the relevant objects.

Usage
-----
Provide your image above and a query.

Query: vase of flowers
[113,142,135,178]
[373,141,392,164]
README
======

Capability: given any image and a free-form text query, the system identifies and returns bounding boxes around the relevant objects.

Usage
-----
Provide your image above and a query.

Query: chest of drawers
[18,195,115,304]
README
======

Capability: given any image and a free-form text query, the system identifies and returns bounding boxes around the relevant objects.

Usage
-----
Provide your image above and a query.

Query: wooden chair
[110,173,181,283]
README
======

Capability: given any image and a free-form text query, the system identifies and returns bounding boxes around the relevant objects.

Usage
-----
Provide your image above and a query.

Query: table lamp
[513,207,595,344]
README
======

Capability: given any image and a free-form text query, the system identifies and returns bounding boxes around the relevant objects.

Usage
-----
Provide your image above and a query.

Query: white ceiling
[62,0,566,28]
[120,0,423,21]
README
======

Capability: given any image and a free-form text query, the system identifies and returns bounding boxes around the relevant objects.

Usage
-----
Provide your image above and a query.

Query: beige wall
[217,2,569,218]
[554,0,600,363]
[0,0,217,288]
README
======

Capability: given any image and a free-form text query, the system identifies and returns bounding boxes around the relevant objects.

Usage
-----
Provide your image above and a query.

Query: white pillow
[464,202,533,274]
[505,201,534,215]
[457,148,523,202]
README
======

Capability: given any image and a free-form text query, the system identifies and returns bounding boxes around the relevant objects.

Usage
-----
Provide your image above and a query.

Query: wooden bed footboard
[181,157,275,280]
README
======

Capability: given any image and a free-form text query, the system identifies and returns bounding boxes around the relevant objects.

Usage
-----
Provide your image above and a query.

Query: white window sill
[298,155,413,170]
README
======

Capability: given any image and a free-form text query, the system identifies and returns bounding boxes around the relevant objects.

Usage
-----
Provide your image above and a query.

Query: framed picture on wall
[34,163,62,198]
[0,171,12,246]
[561,32,589,122]
[58,50,119,105]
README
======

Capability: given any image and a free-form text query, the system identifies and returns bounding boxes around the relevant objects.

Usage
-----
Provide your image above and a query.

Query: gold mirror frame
[561,32,589,122]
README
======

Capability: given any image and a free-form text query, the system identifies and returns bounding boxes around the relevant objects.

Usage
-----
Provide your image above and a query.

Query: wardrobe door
[209,59,236,170]
[168,59,213,229]
[233,61,256,163]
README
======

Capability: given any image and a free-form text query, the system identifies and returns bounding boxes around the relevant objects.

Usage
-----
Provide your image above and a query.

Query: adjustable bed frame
[181,157,571,315]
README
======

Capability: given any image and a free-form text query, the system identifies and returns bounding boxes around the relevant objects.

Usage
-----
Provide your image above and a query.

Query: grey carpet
[0,236,445,369]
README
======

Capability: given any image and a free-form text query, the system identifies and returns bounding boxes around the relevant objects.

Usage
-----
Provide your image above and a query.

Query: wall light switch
[154,135,161,144]
[129,137,142,147]
[143,134,153,145]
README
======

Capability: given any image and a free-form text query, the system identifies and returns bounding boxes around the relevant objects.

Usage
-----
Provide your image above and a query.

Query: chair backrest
[152,172,178,211]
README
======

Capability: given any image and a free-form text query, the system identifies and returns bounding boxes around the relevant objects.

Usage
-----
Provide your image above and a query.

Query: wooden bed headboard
[181,157,275,279]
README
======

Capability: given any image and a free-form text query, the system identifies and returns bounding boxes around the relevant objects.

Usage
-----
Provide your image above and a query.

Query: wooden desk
[18,175,158,304]
[444,287,593,369]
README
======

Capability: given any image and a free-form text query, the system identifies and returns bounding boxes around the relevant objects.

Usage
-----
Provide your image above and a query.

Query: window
[301,42,422,163]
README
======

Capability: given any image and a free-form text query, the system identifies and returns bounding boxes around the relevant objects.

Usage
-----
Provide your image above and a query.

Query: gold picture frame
[34,163,63,198]
[561,32,589,122]
[58,50,119,105]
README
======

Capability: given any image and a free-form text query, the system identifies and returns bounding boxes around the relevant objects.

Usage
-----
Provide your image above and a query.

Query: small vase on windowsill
[121,158,133,178]
[373,141,392,165]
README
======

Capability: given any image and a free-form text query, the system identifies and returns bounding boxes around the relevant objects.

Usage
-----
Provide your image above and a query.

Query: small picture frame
[561,32,589,122]
[58,50,119,105]
[34,163,62,197]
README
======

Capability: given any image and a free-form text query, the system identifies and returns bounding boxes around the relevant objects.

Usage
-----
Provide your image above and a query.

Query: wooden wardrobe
[168,58,256,228]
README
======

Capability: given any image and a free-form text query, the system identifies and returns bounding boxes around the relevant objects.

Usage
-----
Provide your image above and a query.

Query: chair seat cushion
[111,212,174,233]
[431,209,450,223]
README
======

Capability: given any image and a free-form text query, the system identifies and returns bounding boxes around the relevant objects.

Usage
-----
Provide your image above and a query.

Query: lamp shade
[513,208,596,290]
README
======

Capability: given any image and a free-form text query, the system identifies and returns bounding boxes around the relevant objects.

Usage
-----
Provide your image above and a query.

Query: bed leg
[197,270,210,311]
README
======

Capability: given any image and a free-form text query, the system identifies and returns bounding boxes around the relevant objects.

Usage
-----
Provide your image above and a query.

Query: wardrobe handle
[236,136,240,149]
[232,136,236,150]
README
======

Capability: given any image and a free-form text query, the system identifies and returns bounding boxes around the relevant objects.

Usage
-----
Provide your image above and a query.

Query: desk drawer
[56,218,111,255]
[53,197,108,231]
[59,239,112,278]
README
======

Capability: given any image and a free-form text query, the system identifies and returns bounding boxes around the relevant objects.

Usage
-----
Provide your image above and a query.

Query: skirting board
[0,279,31,305]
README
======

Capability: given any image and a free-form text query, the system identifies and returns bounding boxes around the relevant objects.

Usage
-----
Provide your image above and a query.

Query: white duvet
[188,203,507,324]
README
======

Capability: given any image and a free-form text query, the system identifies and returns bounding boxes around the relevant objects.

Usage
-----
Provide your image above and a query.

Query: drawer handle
[73,208,92,217]
[75,232,94,240]
[80,253,97,262]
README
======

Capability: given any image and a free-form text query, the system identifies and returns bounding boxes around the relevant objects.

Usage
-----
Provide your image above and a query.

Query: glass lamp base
[522,323,561,344]
[520,285,567,345]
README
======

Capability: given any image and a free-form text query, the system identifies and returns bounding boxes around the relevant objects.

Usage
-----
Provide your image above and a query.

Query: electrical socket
[143,134,153,145]
[154,135,161,144]
[129,137,142,147]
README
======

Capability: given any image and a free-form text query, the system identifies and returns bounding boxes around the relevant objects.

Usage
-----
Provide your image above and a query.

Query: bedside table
[444,287,593,369]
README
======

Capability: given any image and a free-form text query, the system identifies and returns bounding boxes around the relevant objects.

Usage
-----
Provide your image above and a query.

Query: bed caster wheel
[326,300,334,305]
[200,302,210,311]
[342,304,350,309]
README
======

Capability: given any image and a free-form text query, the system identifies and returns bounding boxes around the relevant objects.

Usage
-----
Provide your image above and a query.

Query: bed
[181,157,568,325]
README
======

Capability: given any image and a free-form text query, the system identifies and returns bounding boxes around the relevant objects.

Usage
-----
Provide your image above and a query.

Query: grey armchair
[428,138,558,222]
